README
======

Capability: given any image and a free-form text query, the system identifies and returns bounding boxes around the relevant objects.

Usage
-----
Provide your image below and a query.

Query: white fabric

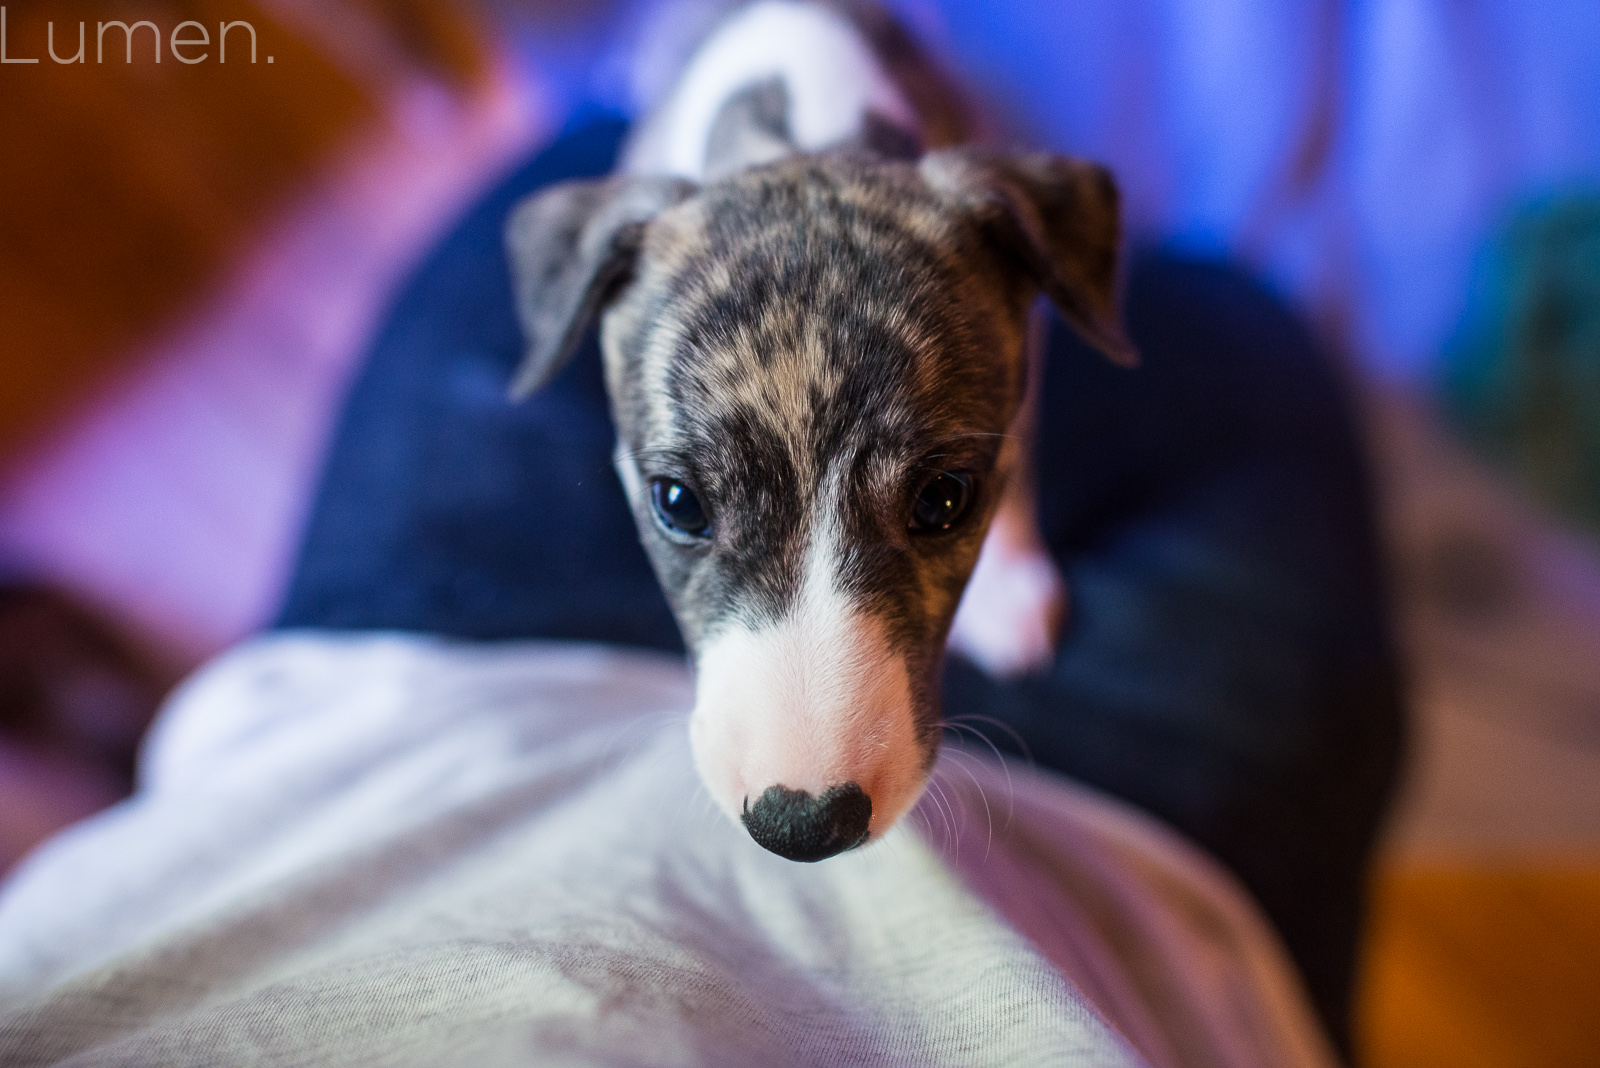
[0,635,1333,1068]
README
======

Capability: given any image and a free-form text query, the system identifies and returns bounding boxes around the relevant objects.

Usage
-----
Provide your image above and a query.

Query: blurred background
[0,1,1597,1064]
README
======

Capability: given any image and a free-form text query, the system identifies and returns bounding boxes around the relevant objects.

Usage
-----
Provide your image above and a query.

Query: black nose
[741,783,873,862]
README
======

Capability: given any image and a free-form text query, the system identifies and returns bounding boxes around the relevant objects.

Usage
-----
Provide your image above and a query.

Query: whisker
[938,748,1006,855]
[923,774,957,854]
[598,705,679,767]
[679,779,724,836]
[943,737,1016,833]
[943,713,1034,765]
[909,806,931,840]
[934,770,960,856]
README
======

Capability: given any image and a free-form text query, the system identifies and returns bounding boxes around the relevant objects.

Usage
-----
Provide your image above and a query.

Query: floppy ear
[920,149,1137,366]
[504,175,697,399]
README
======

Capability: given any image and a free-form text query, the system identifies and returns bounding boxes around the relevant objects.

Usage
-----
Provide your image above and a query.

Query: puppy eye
[651,479,712,538]
[908,472,974,534]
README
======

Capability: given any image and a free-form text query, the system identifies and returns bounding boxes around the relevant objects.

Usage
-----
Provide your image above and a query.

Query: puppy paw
[948,537,1066,679]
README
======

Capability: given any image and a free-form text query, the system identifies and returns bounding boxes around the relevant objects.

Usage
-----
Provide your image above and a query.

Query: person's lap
[276,115,1404,1049]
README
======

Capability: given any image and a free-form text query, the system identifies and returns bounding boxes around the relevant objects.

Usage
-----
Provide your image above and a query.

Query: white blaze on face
[689,515,926,839]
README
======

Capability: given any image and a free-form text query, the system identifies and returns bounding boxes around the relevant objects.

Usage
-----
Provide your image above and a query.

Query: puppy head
[507,149,1130,860]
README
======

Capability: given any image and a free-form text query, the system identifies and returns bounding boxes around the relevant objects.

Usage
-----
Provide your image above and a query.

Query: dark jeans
[277,115,1405,1053]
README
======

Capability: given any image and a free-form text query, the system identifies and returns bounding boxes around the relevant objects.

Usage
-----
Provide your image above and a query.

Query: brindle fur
[504,0,1131,835]
[612,156,1030,743]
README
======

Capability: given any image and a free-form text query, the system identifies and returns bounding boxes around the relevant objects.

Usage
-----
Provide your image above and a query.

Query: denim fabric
[277,116,682,652]
[276,118,1404,1050]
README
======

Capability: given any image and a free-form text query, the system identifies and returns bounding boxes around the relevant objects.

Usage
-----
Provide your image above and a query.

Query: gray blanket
[0,635,1332,1068]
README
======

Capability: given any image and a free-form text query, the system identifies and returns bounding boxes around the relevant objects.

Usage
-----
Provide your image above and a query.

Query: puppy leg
[948,477,1066,678]
[948,307,1066,678]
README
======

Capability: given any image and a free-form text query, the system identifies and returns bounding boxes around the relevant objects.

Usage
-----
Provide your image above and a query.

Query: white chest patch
[622,0,918,179]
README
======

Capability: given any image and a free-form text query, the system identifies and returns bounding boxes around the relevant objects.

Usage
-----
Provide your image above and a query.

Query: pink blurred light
[0,58,549,668]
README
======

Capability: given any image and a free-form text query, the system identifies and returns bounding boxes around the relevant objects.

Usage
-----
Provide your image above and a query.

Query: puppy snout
[741,782,872,862]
